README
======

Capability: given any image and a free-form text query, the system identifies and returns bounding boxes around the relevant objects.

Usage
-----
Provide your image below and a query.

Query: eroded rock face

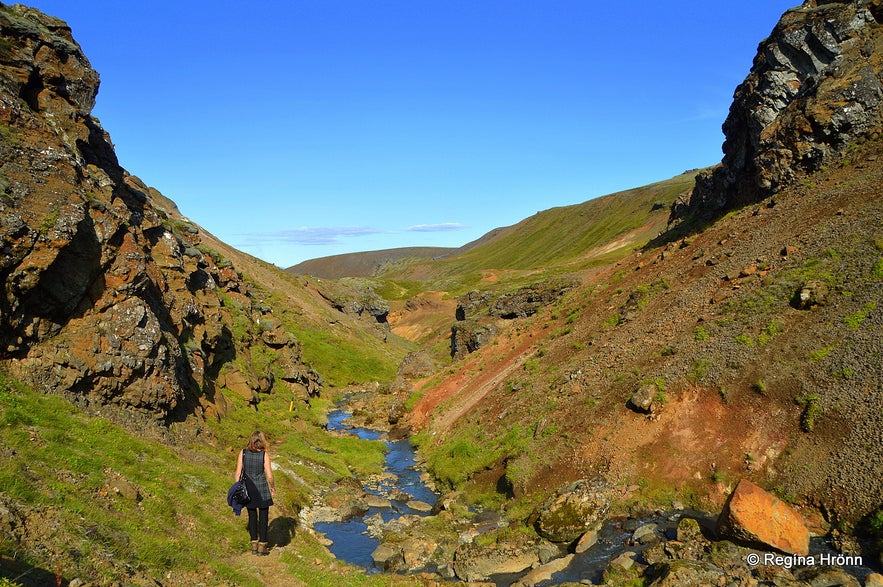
[0,6,319,428]
[672,0,883,223]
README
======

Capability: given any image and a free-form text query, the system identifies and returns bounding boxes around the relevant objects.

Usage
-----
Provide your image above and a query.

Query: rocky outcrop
[671,0,883,223]
[0,6,320,429]
[450,280,575,358]
[450,320,497,360]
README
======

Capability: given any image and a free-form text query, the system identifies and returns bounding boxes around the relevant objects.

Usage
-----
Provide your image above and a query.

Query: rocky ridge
[672,0,883,222]
[0,5,320,433]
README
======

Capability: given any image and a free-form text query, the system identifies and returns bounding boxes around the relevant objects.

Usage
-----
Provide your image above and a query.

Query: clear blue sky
[26,1,797,267]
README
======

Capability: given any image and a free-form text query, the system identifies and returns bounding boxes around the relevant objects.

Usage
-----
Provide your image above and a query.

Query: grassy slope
[370,171,697,299]
[0,370,426,586]
[199,234,414,387]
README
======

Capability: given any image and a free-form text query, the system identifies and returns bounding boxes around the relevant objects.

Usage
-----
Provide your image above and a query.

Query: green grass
[413,422,530,489]
[0,372,238,581]
[0,369,393,585]
[798,393,823,432]
[374,171,698,294]
[843,302,876,330]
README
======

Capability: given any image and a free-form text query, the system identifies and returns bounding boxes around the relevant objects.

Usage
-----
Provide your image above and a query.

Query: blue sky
[27,1,797,267]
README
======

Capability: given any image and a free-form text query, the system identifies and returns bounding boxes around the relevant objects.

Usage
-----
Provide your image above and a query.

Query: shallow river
[313,410,877,586]
[313,409,440,570]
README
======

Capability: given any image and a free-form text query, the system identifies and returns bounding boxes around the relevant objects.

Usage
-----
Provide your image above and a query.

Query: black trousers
[246,507,269,542]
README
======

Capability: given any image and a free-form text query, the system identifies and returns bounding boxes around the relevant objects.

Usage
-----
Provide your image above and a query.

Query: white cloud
[405,222,467,233]
[239,226,386,246]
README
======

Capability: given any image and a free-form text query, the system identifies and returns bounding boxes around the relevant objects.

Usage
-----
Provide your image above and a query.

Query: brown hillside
[410,140,882,524]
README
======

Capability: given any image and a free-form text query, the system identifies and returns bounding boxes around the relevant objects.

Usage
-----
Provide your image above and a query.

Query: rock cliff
[671,0,883,222]
[0,5,319,432]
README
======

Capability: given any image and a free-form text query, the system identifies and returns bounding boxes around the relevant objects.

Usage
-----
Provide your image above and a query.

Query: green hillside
[374,171,698,295]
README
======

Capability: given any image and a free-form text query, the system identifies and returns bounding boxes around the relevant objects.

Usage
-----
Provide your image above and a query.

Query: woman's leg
[246,508,259,541]
[258,507,270,542]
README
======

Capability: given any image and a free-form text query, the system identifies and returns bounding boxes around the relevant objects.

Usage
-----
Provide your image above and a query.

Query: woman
[233,430,276,555]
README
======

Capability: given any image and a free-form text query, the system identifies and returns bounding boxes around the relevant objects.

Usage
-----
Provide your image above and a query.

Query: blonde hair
[246,430,268,452]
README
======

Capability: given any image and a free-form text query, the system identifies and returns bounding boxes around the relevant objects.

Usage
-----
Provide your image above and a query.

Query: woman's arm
[233,450,243,482]
[264,452,276,495]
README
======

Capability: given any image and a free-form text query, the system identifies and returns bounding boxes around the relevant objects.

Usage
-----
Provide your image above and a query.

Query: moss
[798,393,823,432]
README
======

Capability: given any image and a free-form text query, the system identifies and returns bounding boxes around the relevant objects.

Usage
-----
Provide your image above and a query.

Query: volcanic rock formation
[0,5,319,431]
[672,0,883,222]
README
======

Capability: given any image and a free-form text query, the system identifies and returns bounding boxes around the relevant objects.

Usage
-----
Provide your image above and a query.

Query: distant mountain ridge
[287,246,458,278]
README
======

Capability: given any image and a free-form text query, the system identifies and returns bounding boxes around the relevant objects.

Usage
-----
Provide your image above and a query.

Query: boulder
[628,383,658,413]
[453,542,539,582]
[795,565,861,587]
[371,543,403,571]
[646,559,727,587]
[533,477,611,543]
[716,479,810,556]
[510,554,574,587]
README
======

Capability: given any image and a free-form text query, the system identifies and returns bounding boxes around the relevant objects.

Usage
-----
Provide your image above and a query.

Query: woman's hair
[246,430,267,452]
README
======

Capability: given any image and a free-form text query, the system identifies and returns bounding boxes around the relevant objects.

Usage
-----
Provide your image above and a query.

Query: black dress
[242,450,273,508]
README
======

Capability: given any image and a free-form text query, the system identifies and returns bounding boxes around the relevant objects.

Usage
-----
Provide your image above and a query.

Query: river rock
[646,559,727,587]
[610,551,638,570]
[633,523,661,544]
[716,479,810,556]
[676,517,703,542]
[365,495,391,509]
[574,528,599,553]
[371,543,403,571]
[453,543,539,582]
[510,554,574,587]
[797,565,862,587]
[533,476,611,543]
[406,499,433,512]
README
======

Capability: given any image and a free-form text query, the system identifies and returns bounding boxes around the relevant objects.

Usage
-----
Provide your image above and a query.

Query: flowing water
[313,409,439,571]
[313,410,878,585]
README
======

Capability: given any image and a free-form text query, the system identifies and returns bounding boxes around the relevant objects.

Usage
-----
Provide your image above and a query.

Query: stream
[313,409,440,570]
[312,409,878,586]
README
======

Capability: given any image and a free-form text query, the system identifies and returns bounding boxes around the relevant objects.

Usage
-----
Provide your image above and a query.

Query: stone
[633,523,661,544]
[453,544,539,582]
[795,565,861,587]
[533,477,611,543]
[628,383,658,414]
[610,551,637,570]
[716,479,810,556]
[646,559,727,587]
[510,554,574,587]
[676,517,704,542]
[574,528,598,553]
[405,499,433,513]
[794,279,829,309]
[371,543,403,571]
[364,495,391,509]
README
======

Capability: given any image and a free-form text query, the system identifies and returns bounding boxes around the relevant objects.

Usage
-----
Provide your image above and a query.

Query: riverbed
[311,409,879,586]
[313,409,439,571]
